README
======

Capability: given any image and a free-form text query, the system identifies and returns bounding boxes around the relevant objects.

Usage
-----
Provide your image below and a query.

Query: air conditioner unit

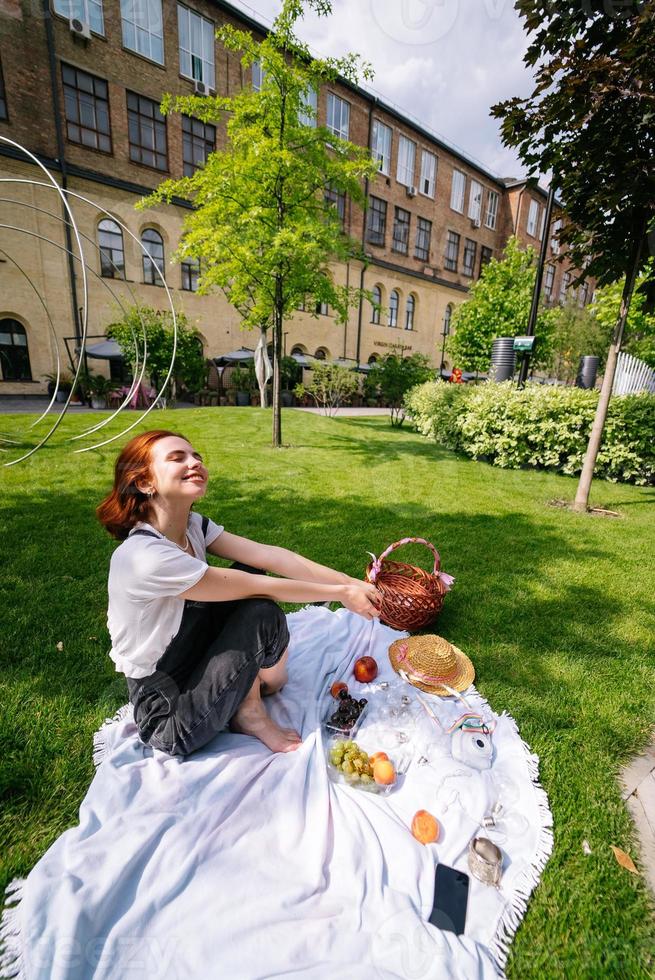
[69,17,91,39]
[471,216,481,228]
[194,79,208,95]
[406,185,417,198]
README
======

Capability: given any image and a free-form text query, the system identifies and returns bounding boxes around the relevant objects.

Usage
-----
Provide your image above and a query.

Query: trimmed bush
[405,380,655,485]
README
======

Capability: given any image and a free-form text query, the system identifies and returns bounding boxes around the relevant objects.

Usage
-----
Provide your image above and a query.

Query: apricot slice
[373,759,396,786]
[411,809,440,845]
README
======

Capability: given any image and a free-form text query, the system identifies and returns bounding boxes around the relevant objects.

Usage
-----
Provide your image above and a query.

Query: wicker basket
[365,537,454,632]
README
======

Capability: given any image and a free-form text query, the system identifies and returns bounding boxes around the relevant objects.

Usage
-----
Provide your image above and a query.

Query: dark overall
[125,526,289,757]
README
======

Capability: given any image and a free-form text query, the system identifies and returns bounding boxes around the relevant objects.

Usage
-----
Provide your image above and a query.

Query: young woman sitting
[97,430,381,757]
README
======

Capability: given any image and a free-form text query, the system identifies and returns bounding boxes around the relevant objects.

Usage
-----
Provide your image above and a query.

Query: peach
[411,810,440,845]
[369,751,389,765]
[330,681,348,698]
[373,759,396,786]
[353,656,378,683]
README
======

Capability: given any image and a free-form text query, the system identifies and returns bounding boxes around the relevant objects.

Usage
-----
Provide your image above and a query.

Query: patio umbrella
[254,329,272,408]
[82,339,123,360]
[213,348,256,365]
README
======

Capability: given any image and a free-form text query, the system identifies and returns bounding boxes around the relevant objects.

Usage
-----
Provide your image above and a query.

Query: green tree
[106,306,206,401]
[141,0,377,446]
[446,236,554,373]
[368,351,434,427]
[492,3,655,511]
[591,260,655,369]
[294,361,358,416]
[543,300,611,383]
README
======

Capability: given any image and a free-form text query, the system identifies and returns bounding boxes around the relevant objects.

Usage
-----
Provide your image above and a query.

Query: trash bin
[489,337,516,382]
[575,355,599,389]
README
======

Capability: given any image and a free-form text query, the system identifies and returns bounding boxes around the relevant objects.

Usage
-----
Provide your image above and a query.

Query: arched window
[291,345,307,356]
[0,319,32,381]
[313,347,328,360]
[141,228,165,285]
[367,354,379,365]
[97,219,125,279]
[370,284,381,325]
[443,303,453,337]
[405,293,416,331]
[388,290,399,328]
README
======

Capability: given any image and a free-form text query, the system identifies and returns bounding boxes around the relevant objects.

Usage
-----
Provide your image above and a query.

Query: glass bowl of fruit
[325,738,397,795]
[323,684,369,739]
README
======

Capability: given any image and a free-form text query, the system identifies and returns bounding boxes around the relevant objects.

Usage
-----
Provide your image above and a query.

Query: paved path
[620,738,655,896]
[1,399,391,416]
[292,406,391,416]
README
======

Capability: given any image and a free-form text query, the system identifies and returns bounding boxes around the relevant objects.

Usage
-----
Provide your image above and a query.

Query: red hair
[97,429,191,540]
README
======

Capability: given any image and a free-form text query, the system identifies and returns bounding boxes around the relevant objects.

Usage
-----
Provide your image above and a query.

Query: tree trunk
[272,278,283,447]
[573,228,645,512]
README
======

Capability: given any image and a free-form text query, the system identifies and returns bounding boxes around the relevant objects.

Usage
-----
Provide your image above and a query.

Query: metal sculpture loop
[0,136,179,466]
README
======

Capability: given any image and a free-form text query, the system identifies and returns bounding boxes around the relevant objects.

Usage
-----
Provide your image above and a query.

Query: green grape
[346,771,360,783]
[353,759,364,772]
[360,773,372,784]
[342,761,354,774]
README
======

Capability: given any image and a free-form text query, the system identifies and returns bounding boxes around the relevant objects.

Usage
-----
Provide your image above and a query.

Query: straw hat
[388,634,474,695]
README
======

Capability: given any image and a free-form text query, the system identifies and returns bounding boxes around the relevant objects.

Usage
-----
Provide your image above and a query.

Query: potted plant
[43,371,74,402]
[230,365,252,406]
[88,374,116,409]
[280,355,301,406]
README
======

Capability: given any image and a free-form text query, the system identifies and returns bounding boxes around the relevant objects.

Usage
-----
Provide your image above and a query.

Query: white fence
[612,351,655,395]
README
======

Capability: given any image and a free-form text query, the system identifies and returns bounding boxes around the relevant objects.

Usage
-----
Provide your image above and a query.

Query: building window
[61,64,111,153]
[450,169,465,213]
[177,4,215,89]
[444,230,460,272]
[462,238,477,277]
[527,198,539,237]
[372,119,392,175]
[468,180,482,224]
[120,0,164,65]
[578,282,589,307]
[367,354,379,366]
[97,219,125,278]
[0,319,32,381]
[366,196,387,247]
[0,58,6,120]
[127,91,167,170]
[54,0,104,34]
[324,184,346,224]
[370,284,381,324]
[420,150,436,198]
[315,301,329,316]
[479,245,493,275]
[314,347,328,360]
[560,270,571,302]
[543,264,555,300]
[182,115,215,176]
[392,206,410,255]
[252,59,264,91]
[396,135,416,187]
[327,93,350,140]
[485,190,498,229]
[443,304,453,336]
[181,258,199,291]
[414,217,431,262]
[388,290,399,328]
[141,228,165,284]
[551,218,562,254]
[299,86,317,126]
[405,294,415,331]
[538,206,546,241]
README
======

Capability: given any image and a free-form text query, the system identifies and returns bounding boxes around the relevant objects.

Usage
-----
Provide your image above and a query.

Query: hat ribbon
[396,643,460,685]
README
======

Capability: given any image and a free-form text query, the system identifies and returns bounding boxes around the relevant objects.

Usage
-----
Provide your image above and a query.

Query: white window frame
[177,3,215,90]
[120,0,164,65]
[468,179,482,223]
[372,119,392,176]
[54,0,104,34]
[298,86,317,127]
[527,198,539,237]
[396,135,416,188]
[450,169,465,213]
[485,189,498,229]
[327,92,350,141]
[420,150,436,198]
[252,59,264,92]
[538,205,546,242]
[551,217,562,254]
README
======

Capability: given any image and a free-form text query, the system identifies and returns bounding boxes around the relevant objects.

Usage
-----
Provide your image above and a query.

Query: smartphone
[428,864,469,935]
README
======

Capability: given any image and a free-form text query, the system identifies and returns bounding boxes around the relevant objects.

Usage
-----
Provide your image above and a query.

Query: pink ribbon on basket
[367,536,455,592]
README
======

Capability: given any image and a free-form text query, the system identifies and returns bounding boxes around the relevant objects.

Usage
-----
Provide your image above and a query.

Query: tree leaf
[610,846,639,875]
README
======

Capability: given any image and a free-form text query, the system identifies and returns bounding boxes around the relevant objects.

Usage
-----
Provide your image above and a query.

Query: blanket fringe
[92,703,133,769]
[478,704,554,977]
[0,879,26,979]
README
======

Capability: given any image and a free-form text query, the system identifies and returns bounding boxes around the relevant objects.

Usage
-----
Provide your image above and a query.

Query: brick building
[0,0,592,396]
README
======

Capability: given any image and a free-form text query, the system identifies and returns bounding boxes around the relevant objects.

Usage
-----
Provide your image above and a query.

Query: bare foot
[230,700,302,753]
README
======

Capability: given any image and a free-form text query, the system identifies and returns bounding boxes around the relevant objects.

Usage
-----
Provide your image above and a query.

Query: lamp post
[440,306,451,378]
[517,180,556,387]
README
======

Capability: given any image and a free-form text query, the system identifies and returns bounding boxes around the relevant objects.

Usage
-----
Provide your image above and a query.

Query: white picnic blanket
[0,608,552,979]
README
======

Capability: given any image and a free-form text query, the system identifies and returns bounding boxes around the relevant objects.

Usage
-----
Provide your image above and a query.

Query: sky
[225,0,536,180]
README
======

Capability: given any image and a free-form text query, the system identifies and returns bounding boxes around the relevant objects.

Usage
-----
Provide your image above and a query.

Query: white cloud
[228,0,537,179]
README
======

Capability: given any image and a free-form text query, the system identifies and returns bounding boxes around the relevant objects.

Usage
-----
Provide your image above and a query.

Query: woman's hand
[341,582,382,620]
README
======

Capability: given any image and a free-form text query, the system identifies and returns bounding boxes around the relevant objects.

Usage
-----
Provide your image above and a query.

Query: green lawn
[1,408,654,978]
